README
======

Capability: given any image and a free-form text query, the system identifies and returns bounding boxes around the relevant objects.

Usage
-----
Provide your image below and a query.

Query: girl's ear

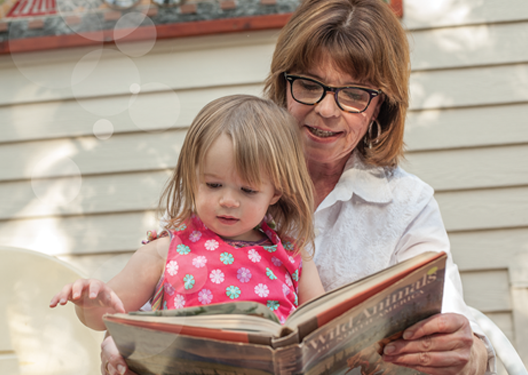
[270,190,282,206]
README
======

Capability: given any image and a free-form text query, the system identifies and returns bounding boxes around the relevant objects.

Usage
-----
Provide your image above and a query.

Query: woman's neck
[308,158,348,209]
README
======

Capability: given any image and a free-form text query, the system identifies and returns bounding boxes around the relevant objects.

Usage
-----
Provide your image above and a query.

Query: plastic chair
[468,306,528,375]
[0,246,104,375]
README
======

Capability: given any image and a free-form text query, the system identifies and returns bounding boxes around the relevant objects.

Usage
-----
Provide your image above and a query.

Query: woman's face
[286,58,383,170]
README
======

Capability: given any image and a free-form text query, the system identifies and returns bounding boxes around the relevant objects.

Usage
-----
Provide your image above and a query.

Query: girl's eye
[206,183,221,189]
[241,187,258,194]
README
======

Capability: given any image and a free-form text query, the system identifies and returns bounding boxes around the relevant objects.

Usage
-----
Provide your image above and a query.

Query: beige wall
[402,0,528,370]
[1,0,527,371]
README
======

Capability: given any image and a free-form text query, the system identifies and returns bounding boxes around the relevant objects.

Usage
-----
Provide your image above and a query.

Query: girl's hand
[49,278,125,313]
[101,335,137,375]
[382,313,488,375]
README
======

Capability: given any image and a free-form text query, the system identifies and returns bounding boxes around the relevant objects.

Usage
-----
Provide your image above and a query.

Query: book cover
[104,251,446,375]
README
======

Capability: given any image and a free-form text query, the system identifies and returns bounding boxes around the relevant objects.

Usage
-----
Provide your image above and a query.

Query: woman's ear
[270,190,282,205]
[371,95,384,122]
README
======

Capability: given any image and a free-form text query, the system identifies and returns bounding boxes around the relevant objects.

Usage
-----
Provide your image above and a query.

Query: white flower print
[271,256,282,267]
[254,283,269,298]
[248,249,261,263]
[174,294,185,309]
[290,305,297,314]
[279,316,286,324]
[284,273,293,287]
[282,283,290,296]
[289,255,295,264]
[205,239,219,251]
[192,256,207,268]
[237,267,252,283]
[189,230,202,243]
[198,289,213,304]
[210,269,225,284]
[166,260,179,276]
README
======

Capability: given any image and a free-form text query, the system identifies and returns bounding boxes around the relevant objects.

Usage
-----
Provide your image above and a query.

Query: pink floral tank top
[152,216,302,323]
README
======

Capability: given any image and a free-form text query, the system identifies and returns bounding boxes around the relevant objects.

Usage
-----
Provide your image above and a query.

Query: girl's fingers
[50,279,124,313]
[109,290,126,313]
[88,280,104,300]
[71,279,89,300]
[57,283,74,304]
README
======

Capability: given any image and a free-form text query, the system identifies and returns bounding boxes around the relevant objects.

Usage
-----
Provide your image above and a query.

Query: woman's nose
[315,91,341,118]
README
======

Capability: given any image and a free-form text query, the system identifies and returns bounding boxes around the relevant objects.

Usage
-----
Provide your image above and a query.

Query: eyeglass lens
[291,78,371,112]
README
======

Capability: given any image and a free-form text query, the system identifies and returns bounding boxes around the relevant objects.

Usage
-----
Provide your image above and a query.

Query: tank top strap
[150,230,184,311]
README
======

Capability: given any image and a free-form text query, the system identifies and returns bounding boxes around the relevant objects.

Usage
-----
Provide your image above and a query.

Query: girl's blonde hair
[264,0,410,167]
[159,95,315,253]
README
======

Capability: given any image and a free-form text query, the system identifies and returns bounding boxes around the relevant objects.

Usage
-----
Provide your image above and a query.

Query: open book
[103,251,446,375]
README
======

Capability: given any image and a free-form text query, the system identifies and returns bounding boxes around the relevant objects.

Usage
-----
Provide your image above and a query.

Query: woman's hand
[101,335,137,375]
[50,278,126,313]
[382,313,488,375]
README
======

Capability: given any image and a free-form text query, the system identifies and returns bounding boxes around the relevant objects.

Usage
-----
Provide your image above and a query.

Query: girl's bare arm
[50,237,169,330]
[297,254,325,305]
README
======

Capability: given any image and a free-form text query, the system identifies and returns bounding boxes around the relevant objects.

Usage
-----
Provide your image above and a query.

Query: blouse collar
[316,151,394,212]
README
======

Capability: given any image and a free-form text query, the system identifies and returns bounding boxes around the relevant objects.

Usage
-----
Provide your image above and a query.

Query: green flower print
[175,223,187,231]
[292,269,299,282]
[263,245,277,253]
[183,274,195,290]
[266,267,277,280]
[267,300,280,311]
[294,292,298,306]
[177,244,191,255]
[282,241,294,251]
[226,285,241,299]
[220,252,234,265]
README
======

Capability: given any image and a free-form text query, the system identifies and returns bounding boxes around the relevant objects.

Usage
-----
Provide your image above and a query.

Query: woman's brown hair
[264,0,410,167]
[159,95,315,254]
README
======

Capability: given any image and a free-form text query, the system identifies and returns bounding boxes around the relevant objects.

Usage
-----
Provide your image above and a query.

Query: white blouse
[312,151,495,372]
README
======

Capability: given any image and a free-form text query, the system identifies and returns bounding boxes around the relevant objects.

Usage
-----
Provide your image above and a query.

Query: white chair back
[0,246,104,375]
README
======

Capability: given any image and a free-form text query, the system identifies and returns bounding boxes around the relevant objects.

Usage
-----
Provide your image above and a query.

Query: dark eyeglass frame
[284,72,382,114]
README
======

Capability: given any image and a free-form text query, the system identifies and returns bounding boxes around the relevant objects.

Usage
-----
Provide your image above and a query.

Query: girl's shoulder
[138,231,172,262]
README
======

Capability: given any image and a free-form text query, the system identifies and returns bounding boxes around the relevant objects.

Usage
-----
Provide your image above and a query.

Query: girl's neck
[221,234,272,249]
[218,228,266,243]
[308,159,347,209]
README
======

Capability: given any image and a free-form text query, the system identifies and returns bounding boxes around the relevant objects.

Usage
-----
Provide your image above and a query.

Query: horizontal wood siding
[403,0,528,361]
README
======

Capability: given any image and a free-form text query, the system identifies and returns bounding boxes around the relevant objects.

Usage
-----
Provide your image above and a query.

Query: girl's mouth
[307,125,339,138]
[217,216,239,225]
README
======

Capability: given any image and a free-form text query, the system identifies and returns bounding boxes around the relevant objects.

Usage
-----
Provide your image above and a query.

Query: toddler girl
[50,95,324,329]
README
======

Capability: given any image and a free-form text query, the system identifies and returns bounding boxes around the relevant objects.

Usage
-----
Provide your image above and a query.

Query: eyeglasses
[284,73,382,113]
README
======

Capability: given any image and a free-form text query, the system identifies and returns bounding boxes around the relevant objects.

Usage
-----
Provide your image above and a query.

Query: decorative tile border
[0,0,404,54]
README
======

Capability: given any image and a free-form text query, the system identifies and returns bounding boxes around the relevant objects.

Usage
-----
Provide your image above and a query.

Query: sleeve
[393,196,497,374]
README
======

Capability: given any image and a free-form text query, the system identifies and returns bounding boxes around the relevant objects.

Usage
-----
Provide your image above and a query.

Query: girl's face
[286,57,383,170]
[195,133,282,242]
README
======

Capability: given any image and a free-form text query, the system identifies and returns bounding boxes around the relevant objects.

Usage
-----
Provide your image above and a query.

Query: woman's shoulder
[344,152,434,205]
[386,165,434,200]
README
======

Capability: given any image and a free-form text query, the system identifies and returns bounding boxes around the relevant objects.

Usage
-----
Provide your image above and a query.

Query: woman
[101,0,493,374]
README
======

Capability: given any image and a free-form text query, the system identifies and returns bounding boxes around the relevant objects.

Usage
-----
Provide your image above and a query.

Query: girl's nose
[219,192,239,208]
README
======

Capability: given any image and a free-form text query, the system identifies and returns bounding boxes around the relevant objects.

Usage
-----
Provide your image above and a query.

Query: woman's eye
[241,187,257,194]
[206,183,221,188]
[299,80,321,92]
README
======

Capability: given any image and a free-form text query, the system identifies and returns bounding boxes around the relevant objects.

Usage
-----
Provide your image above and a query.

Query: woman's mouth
[307,125,339,138]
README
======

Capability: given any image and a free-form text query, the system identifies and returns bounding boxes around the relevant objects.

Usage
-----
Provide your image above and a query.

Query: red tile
[179,3,196,14]
[220,0,236,10]
[28,19,44,29]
